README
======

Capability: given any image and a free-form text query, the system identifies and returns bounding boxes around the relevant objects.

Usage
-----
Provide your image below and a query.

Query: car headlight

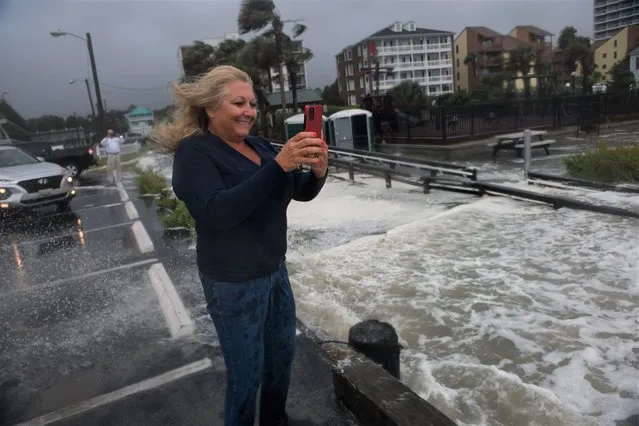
[0,188,11,200]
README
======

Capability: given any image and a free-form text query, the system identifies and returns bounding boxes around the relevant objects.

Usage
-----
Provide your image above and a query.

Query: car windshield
[0,147,39,167]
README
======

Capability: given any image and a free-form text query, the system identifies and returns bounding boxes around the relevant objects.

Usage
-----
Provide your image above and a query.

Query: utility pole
[86,32,105,136]
[84,79,96,119]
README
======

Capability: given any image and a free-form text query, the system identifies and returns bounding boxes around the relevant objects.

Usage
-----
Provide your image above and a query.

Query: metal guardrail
[270,142,477,181]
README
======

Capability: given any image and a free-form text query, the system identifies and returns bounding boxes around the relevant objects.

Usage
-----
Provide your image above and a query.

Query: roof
[501,35,531,51]
[629,46,639,56]
[127,107,153,117]
[512,25,554,37]
[329,109,372,119]
[465,26,502,38]
[340,22,455,54]
[591,39,607,51]
[265,88,322,107]
[368,25,453,39]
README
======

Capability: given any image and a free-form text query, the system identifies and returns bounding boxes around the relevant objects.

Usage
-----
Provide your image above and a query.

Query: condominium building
[594,0,639,40]
[454,26,553,93]
[592,24,639,80]
[178,33,309,93]
[335,21,455,106]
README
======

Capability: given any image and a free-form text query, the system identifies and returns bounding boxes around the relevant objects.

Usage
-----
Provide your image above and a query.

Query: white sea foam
[287,174,639,426]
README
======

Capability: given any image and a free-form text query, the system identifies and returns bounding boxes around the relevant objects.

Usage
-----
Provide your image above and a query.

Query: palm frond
[237,0,276,34]
[292,24,307,38]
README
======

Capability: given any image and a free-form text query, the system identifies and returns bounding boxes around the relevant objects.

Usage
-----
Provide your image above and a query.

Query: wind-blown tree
[388,80,427,106]
[464,53,478,77]
[505,46,534,99]
[282,36,313,111]
[321,79,343,105]
[238,0,308,110]
[557,26,595,94]
[182,39,247,78]
[608,56,636,93]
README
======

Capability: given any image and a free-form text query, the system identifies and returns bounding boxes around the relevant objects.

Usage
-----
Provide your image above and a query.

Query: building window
[346,50,352,60]
[348,95,357,106]
[602,64,607,69]
[457,59,460,67]
[635,56,639,68]
[603,53,607,58]
[347,64,354,76]
[614,40,618,47]
[347,79,355,91]
[457,72,460,80]
[614,51,617,59]
[357,46,362,56]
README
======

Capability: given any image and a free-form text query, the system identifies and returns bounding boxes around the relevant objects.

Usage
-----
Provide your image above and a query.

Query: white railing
[412,61,426,68]
[378,46,398,54]
[429,76,442,82]
[396,62,413,70]
[398,45,413,52]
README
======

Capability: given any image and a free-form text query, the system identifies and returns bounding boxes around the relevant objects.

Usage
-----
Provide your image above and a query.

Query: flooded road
[0,171,353,425]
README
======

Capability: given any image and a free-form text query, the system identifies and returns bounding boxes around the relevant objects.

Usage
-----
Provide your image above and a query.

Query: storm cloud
[0,0,592,118]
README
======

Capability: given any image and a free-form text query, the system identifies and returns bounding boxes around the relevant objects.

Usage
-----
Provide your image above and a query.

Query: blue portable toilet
[328,109,374,151]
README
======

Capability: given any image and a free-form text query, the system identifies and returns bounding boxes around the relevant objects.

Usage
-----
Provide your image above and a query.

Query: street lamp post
[50,30,105,136]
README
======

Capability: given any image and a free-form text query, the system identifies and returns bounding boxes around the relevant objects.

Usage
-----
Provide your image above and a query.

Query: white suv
[0,145,76,212]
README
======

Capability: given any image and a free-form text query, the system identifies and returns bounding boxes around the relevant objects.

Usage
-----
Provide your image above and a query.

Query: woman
[154,65,328,426]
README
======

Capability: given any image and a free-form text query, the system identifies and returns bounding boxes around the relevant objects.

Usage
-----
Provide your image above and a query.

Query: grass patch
[159,199,195,233]
[563,143,639,183]
[134,167,167,195]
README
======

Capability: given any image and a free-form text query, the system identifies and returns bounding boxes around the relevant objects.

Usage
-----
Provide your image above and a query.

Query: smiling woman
[152,65,329,426]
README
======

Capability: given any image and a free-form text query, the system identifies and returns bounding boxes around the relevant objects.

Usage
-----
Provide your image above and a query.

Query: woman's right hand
[275,132,325,172]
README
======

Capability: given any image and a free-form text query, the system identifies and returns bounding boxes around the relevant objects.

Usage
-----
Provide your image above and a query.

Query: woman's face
[207,80,257,141]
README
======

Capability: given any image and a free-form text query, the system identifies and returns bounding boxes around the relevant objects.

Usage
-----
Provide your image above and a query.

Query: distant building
[335,21,455,106]
[126,107,154,137]
[591,25,639,82]
[454,25,553,93]
[0,99,31,143]
[178,32,309,93]
[629,45,639,82]
[594,0,639,40]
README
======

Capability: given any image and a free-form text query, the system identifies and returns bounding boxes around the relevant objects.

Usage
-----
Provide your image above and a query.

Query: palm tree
[557,26,595,94]
[505,46,534,99]
[464,53,478,77]
[389,80,427,106]
[282,36,313,111]
[181,41,216,77]
[238,0,289,110]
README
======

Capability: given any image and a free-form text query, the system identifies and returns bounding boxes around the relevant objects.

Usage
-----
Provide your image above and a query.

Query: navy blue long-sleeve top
[172,132,326,282]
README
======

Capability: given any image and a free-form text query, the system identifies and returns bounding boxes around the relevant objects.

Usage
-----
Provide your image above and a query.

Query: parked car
[0,144,76,212]
[15,128,98,177]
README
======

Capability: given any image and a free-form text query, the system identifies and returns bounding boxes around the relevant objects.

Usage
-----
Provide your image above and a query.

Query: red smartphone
[303,104,324,139]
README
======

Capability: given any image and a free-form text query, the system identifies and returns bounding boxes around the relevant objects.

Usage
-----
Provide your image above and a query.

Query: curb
[124,201,139,220]
[132,221,154,253]
[148,263,194,339]
[116,181,129,202]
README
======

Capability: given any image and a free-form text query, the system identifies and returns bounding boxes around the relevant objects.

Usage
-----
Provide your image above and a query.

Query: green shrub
[563,143,639,183]
[159,199,195,234]
[134,167,167,195]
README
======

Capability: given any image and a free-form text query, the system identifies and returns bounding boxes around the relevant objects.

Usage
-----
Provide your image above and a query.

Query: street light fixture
[50,29,105,136]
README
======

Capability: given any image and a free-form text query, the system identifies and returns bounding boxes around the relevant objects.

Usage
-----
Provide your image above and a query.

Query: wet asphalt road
[0,169,356,426]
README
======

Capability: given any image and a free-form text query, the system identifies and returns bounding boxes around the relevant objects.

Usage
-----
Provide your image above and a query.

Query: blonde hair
[153,65,253,153]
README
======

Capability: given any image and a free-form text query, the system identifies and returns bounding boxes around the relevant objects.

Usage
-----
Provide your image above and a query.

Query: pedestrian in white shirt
[99,129,122,185]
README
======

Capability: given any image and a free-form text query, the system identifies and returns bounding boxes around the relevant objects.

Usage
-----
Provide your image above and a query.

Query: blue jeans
[199,262,296,426]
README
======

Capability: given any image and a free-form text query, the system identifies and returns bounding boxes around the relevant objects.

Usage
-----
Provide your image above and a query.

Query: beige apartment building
[454,26,553,94]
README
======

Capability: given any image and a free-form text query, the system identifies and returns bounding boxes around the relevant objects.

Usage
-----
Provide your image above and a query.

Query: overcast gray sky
[0,0,592,118]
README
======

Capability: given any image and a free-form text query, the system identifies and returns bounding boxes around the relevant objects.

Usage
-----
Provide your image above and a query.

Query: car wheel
[63,162,81,177]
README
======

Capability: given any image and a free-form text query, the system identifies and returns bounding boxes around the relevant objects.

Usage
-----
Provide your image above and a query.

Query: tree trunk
[267,68,274,94]
[290,70,298,112]
[275,31,287,112]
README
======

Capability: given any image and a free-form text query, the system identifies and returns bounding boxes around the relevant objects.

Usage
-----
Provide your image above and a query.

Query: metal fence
[380,92,639,143]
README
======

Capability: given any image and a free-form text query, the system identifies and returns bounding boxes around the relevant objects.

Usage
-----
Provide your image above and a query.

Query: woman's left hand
[311,141,328,178]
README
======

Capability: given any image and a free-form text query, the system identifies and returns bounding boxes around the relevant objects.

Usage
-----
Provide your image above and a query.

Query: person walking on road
[154,65,328,426]
[99,129,122,185]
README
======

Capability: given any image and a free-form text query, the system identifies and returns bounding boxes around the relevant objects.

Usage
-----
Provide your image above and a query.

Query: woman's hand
[275,132,324,172]
[310,141,328,178]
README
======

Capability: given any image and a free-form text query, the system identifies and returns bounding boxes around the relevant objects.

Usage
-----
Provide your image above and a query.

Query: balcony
[426,43,452,51]
[426,59,453,67]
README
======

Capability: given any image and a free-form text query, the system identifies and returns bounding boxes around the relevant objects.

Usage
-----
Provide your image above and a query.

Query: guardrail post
[348,320,401,380]
[349,163,355,181]
[385,171,392,188]
[423,179,431,194]
[523,128,532,180]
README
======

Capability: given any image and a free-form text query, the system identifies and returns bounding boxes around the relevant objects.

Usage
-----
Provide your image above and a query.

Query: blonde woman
[154,65,328,426]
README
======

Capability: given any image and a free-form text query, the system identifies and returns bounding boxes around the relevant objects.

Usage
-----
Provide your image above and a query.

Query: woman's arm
[292,168,327,202]
[172,139,286,231]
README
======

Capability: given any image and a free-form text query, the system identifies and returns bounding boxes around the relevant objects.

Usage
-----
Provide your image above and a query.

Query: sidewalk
[0,169,356,426]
